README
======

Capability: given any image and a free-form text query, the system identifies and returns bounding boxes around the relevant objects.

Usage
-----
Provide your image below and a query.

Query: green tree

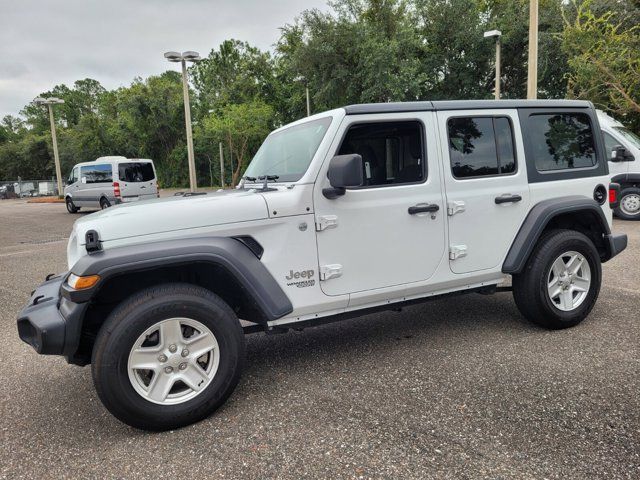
[203,100,273,187]
[562,0,640,130]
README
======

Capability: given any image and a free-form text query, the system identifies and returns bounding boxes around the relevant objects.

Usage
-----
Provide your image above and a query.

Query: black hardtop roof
[343,99,593,115]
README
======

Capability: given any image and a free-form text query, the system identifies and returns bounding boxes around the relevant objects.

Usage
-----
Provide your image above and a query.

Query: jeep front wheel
[91,283,245,430]
[512,229,601,329]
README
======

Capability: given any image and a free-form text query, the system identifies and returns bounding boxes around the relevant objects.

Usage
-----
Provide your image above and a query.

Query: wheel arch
[65,236,292,364]
[502,196,615,275]
[612,173,640,188]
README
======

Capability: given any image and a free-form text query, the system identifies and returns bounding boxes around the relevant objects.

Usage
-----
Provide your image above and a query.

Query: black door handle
[408,204,440,214]
[495,194,522,204]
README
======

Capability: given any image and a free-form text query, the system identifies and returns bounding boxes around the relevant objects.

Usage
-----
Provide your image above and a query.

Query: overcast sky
[0,0,328,118]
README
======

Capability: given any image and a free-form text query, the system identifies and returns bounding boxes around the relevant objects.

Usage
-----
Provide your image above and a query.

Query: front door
[437,109,530,274]
[314,113,446,296]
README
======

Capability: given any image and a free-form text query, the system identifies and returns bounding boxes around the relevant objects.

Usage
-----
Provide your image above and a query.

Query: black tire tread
[512,229,601,330]
[91,283,245,431]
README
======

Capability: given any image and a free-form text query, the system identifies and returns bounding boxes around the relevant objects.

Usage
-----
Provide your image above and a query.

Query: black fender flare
[502,196,617,274]
[62,236,293,322]
[612,173,640,187]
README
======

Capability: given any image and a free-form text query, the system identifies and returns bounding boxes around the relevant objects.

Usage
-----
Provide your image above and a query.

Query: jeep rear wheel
[91,283,245,431]
[615,187,640,220]
[512,229,601,329]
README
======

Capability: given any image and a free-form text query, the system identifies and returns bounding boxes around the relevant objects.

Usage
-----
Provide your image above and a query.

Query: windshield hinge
[315,215,338,231]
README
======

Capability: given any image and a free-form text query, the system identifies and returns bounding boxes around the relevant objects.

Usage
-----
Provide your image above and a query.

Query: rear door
[437,109,530,274]
[118,161,157,201]
[79,163,112,207]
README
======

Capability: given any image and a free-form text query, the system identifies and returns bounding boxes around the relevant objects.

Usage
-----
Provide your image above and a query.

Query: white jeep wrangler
[18,100,628,430]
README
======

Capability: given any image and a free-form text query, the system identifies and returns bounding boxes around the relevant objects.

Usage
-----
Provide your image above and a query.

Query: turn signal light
[67,273,100,290]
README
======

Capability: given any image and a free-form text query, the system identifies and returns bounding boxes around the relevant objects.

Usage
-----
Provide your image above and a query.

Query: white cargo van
[64,156,158,213]
[598,110,640,219]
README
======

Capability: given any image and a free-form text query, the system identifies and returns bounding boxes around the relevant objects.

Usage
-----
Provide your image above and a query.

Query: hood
[72,189,268,245]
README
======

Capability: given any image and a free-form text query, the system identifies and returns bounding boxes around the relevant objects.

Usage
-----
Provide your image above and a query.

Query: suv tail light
[113,181,121,199]
[609,183,620,209]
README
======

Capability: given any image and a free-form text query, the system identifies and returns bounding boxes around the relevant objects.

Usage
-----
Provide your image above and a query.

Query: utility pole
[527,0,539,99]
[33,97,64,198]
[164,51,201,191]
[219,142,225,188]
[305,85,311,117]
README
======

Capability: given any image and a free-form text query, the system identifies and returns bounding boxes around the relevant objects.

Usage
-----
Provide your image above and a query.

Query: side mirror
[81,176,87,184]
[323,154,364,199]
[611,145,635,162]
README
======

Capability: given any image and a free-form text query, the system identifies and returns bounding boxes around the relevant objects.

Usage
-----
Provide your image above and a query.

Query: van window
[81,164,113,184]
[337,121,425,187]
[68,167,79,184]
[603,132,620,158]
[119,163,155,182]
[528,113,596,171]
[447,117,516,179]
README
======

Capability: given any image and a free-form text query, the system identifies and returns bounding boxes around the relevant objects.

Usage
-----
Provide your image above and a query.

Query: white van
[64,156,158,213]
[598,110,640,219]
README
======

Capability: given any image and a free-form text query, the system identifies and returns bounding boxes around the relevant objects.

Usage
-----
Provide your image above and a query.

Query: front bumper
[17,273,87,360]
[605,233,628,260]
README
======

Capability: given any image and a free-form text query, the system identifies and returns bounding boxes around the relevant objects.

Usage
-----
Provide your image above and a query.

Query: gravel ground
[0,199,638,479]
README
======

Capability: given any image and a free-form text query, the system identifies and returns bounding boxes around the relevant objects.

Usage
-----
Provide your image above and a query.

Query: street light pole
[33,97,64,198]
[483,30,502,100]
[165,51,201,192]
[305,86,311,117]
[527,0,539,99]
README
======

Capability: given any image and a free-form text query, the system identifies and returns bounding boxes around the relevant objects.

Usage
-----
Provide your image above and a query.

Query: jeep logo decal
[286,269,315,288]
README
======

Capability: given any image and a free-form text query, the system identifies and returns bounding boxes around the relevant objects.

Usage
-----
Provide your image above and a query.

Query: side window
[528,113,596,171]
[337,121,425,187]
[603,132,620,159]
[68,167,78,184]
[447,116,516,179]
[119,163,156,182]
[81,164,113,184]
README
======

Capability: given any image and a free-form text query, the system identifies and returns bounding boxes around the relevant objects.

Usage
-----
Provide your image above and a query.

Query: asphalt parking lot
[1,199,638,479]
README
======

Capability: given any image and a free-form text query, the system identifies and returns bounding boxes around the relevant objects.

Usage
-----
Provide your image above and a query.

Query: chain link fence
[0,179,59,199]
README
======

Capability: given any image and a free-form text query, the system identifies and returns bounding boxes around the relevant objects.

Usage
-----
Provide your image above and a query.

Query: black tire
[91,283,245,431]
[512,229,602,330]
[614,186,640,220]
[99,197,111,210]
[65,197,79,213]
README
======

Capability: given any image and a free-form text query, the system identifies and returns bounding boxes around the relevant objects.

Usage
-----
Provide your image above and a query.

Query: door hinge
[316,215,338,231]
[447,201,466,216]
[449,245,468,260]
[320,264,343,281]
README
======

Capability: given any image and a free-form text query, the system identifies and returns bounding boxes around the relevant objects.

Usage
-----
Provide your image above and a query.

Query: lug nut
[179,362,187,370]
[164,366,174,374]
[158,354,167,363]
[168,344,177,353]
[181,349,189,357]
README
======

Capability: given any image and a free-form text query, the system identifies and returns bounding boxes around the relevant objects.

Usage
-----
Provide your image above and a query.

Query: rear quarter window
[528,113,597,171]
[119,163,155,182]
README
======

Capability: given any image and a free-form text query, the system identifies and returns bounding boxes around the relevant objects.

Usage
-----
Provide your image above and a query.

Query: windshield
[614,127,640,149]
[244,117,332,182]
